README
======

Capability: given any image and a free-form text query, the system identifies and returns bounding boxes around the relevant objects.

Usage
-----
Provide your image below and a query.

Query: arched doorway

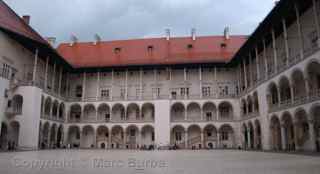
[125,125,139,149]
[270,115,282,150]
[203,124,218,149]
[67,126,80,148]
[187,125,201,149]
[97,126,109,149]
[186,103,201,121]
[81,125,95,148]
[170,103,185,121]
[111,125,124,149]
[171,125,186,149]
[219,124,235,149]
[281,112,295,151]
[141,125,155,148]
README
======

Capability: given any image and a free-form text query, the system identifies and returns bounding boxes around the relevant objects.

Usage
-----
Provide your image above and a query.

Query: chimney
[93,34,101,45]
[70,34,78,46]
[46,37,56,46]
[165,29,170,41]
[224,27,230,40]
[191,28,196,41]
[22,15,30,25]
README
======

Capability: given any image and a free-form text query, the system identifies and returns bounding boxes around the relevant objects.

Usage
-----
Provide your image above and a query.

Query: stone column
[312,0,320,38]
[262,39,268,78]
[82,72,86,101]
[111,69,114,100]
[123,131,127,149]
[294,3,304,59]
[255,47,260,81]
[308,120,316,151]
[247,130,251,149]
[32,49,38,84]
[58,67,62,96]
[96,71,100,101]
[271,29,278,73]
[44,56,49,90]
[185,131,188,149]
[108,133,112,149]
[199,66,202,99]
[293,122,300,151]
[243,60,248,89]
[200,131,204,148]
[281,124,287,151]
[282,19,290,66]
[217,132,220,149]
[52,62,56,92]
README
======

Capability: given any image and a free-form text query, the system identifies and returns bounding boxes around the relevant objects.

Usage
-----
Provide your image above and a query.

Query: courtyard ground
[0,150,319,174]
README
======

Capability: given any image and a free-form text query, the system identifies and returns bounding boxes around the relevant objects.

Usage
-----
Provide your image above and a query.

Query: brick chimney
[22,15,30,25]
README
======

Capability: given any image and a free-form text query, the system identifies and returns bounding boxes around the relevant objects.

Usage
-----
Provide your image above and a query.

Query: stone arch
[281,112,295,151]
[111,125,124,149]
[126,103,140,121]
[241,99,247,117]
[248,121,254,149]
[44,97,52,117]
[294,108,310,150]
[141,125,155,147]
[202,102,217,121]
[279,76,292,103]
[125,125,139,149]
[96,125,109,148]
[170,102,185,121]
[83,104,96,122]
[218,101,233,120]
[52,100,59,119]
[56,125,64,148]
[270,115,282,150]
[306,61,320,93]
[58,103,65,120]
[69,104,81,122]
[81,125,95,148]
[67,125,80,148]
[171,125,186,149]
[112,103,125,121]
[49,124,57,148]
[291,69,307,100]
[97,103,110,122]
[141,103,155,121]
[187,124,202,149]
[218,124,235,149]
[41,122,50,149]
[186,102,201,121]
[254,120,262,149]
[203,124,218,149]
[267,82,279,106]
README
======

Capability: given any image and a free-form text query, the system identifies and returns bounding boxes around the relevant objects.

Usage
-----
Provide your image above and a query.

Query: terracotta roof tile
[57,36,247,68]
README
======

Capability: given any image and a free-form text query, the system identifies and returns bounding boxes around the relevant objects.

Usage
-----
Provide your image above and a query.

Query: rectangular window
[180,87,189,97]
[75,85,82,98]
[120,88,125,99]
[202,86,211,97]
[152,88,160,97]
[100,89,109,98]
[171,91,177,99]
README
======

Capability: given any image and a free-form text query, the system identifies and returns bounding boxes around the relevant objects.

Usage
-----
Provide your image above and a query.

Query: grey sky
[4,0,275,45]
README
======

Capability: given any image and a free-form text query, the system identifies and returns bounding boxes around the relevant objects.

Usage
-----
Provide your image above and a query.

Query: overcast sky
[4,0,275,45]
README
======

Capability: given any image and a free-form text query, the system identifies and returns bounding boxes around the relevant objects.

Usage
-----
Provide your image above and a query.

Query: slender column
[255,47,260,81]
[52,62,56,92]
[217,132,220,148]
[44,57,49,90]
[65,72,69,97]
[293,122,300,151]
[247,130,251,149]
[184,67,187,81]
[249,54,253,85]
[137,130,141,148]
[308,120,316,151]
[123,131,127,149]
[199,66,202,99]
[185,131,188,149]
[262,39,268,78]
[79,130,83,148]
[305,78,311,99]
[200,131,204,148]
[281,124,287,150]
[139,68,143,100]
[153,68,157,99]
[96,71,100,100]
[243,60,248,89]
[47,129,51,148]
[277,86,281,107]
[294,3,304,59]
[111,70,114,100]
[32,49,39,84]
[58,67,62,96]
[282,19,290,66]
[312,0,320,39]
[271,29,278,73]
[239,64,242,92]
[108,134,112,149]
[214,67,217,98]
[125,69,128,100]
[290,85,295,103]
[82,72,86,101]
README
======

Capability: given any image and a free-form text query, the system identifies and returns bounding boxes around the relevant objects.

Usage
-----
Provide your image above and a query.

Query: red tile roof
[0,0,48,45]
[57,36,247,68]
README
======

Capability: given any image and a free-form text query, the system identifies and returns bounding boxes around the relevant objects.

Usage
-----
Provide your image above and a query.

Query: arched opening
[279,76,292,104]
[170,103,185,122]
[241,99,247,117]
[202,102,217,121]
[203,124,218,149]
[67,126,80,148]
[49,124,57,148]
[307,61,320,94]
[52,100,59,119]
[267,82,279,107]
[281,112,295,151]
[81,125,95,148]
[247,96,253,114]
[112,104,125,121]
[9,121,20,150]
[218,102,233,120]
[291,70,307,100]
[97,126,109,149]
[57,125,63,148]
[41,122,50,149]
[294,109,310,150]
[187,125,201,149]
[270,115,282,150]
[127,103,140,121]
[125,125,139,149]
[83,104,96,122]
[242,124,248,149]
[0,122,8,150]
[141,103,155,122]
[111,125,124,149]
[254,120,262,150]
[310,105,320,152]
[69,104,81,122]
[171,125,186,149]
[248,122,254,149]
[141,125,155,148]
[253,92,259,113]
[58,103,65,120]
[219,124,235,149]
[11,95,23,114]
[97,104,110,122]
[44,97,52,117]
[186,103,201,121]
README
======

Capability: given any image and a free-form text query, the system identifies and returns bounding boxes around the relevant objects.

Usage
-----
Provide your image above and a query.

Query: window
[75,85,83,98]
[175,132,182,141]
[120,88,125,99]
[152,88,160,97]
[171,91,177,99]
[130,129,136,137]
[180,88,189,97]
[101,89,109,98]
[221,132,229,140]
[202,86,211,97]
[206,112,212,121]
[114,47,121,53]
